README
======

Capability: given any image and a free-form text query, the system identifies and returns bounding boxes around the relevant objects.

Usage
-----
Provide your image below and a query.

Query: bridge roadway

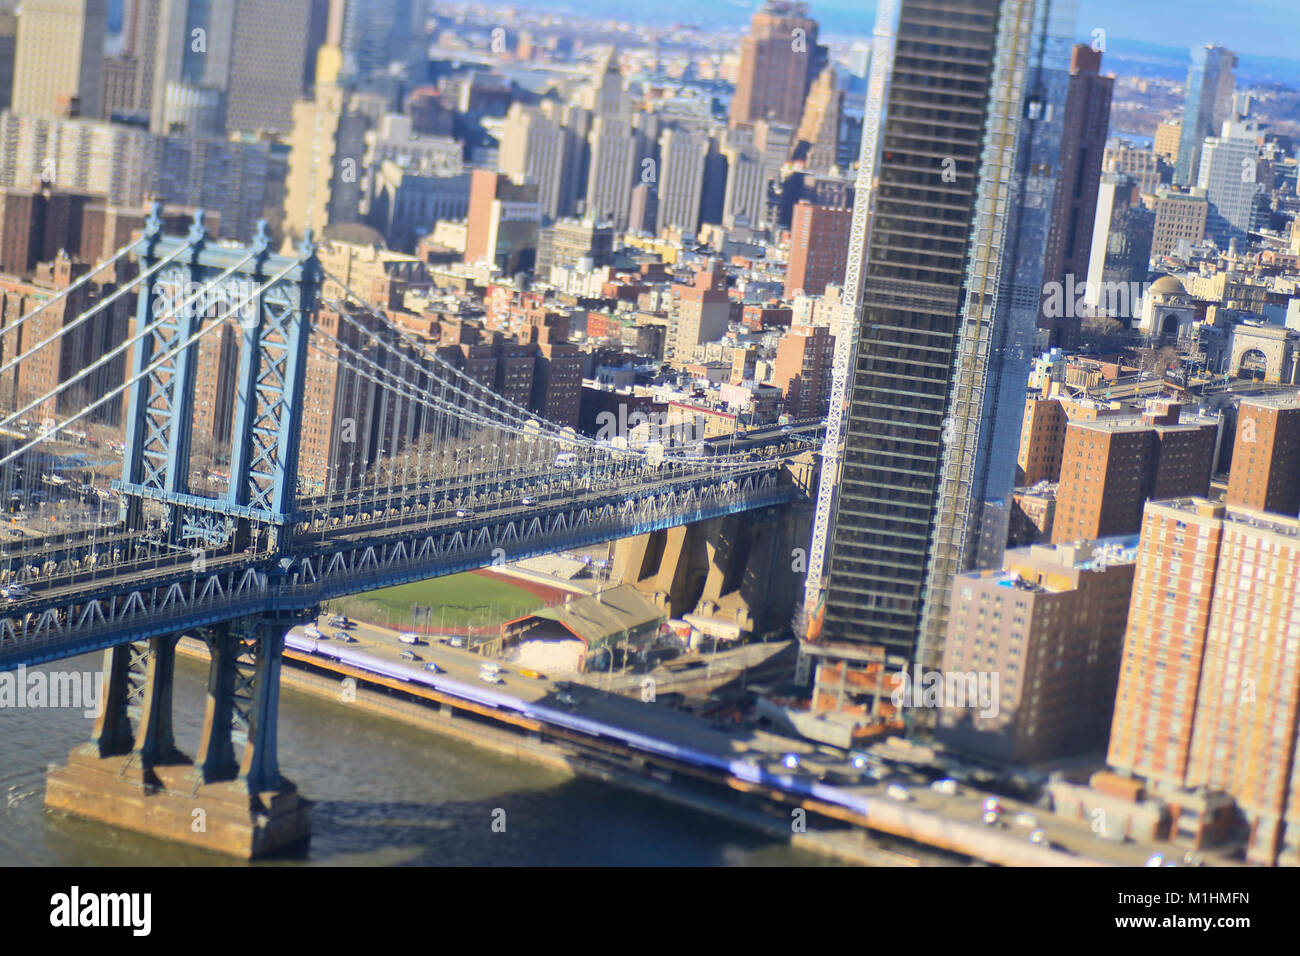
[0,454,796,669]
[4,427,818,581]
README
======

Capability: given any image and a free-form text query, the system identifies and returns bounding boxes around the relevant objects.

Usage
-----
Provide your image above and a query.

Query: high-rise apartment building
[817,0,1008,667]
[225,0,326,136]
[0,254,130,424]
[1109,498,1300,865]
[584,116,639,231]
[1017,396,1069,485]
[784,195,852,298]
[1153,120,1181,164]
[1084,172,1154,317]
[1102,139,1172,194]
[11,0,106,118]
[728,1,824,130]
[463,169,541,275]
[1197,111,1264,244]
[941,536,1137,763]
[1038,44,1112,350]
[656,125,709,238]
[665,263,729,363]
[499,102,576,221]
[1174,43,1237,186]
[773,323,834,419]
[535,218,614,280]
[1225,392,1300,517]
[0,11,15,114]
[1150,186,1209,259]
[1052,402,1219,544]
[791,64,842,172]
[281,48,385,239]
[142,0,235,135]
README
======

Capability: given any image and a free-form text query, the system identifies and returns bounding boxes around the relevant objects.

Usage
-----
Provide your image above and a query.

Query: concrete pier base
[45,746,311,859]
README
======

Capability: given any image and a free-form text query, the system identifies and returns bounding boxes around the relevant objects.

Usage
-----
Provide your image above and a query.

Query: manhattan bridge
[0,206,813,854]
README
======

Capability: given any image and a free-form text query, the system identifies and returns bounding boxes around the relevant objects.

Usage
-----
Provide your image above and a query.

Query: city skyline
[0,0,1296,884]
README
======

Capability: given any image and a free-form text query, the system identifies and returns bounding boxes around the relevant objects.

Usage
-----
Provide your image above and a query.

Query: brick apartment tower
[1225,392,1300,517]
[1052,402,1218,543]
[1109,498,1300,864]
[727,1,823,130]
[772,323,834,418]
[1038,44,1113,350]
[784,195,853,298]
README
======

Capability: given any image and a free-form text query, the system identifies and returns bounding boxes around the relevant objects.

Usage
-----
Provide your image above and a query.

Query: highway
[294,616,1238,869]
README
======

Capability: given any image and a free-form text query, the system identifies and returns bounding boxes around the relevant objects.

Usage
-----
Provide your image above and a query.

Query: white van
[398,632,419,645]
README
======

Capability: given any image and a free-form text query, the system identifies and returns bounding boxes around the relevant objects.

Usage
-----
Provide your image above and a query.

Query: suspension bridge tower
[45,209,319,858]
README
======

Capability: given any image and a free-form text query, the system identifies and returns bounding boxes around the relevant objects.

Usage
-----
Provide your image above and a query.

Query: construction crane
[800,0,898,637]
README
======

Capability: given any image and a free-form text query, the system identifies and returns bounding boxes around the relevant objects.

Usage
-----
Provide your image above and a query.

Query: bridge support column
[44,614,310,860]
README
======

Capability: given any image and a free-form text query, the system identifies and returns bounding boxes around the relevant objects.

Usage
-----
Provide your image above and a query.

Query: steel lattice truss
[0,215,815,673]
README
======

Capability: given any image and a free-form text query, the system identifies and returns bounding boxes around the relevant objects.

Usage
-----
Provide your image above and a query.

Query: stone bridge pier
[44,610,311,859]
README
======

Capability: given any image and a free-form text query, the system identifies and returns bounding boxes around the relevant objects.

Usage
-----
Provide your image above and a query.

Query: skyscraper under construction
[804,0,1078,688]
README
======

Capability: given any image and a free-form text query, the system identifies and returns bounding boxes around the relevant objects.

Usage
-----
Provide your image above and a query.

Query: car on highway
[424,662,441,673]
[399,650,420,662]
[518,668,544,679]
[982,797,1003,815]
[334,633,355,643]
[327,615,352,629]
[304,624,323,640]
[455,508,474,518]
[930,778,959,796]
[449,636,464,648]
[521,496,537,506]
[555,691,579,708]
[1014,812,1039,829]
[478,669,503,684]
[2,584,29,601]
[981,811,1005,828]
[398,632,420,645]
[885,784,912,802]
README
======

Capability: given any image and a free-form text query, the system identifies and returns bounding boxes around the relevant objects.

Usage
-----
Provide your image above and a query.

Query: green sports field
[331,571,544,631]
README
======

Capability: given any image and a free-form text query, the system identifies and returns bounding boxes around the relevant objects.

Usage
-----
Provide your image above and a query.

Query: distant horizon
[537,0,1300,79]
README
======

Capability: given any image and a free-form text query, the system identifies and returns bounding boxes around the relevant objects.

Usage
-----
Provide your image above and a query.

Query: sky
[801,0,1300,63]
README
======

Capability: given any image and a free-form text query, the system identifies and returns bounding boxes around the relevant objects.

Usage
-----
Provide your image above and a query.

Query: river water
[0,655,831,866]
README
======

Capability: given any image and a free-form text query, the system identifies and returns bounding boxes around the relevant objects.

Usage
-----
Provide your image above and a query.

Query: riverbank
[175,638,943,866]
